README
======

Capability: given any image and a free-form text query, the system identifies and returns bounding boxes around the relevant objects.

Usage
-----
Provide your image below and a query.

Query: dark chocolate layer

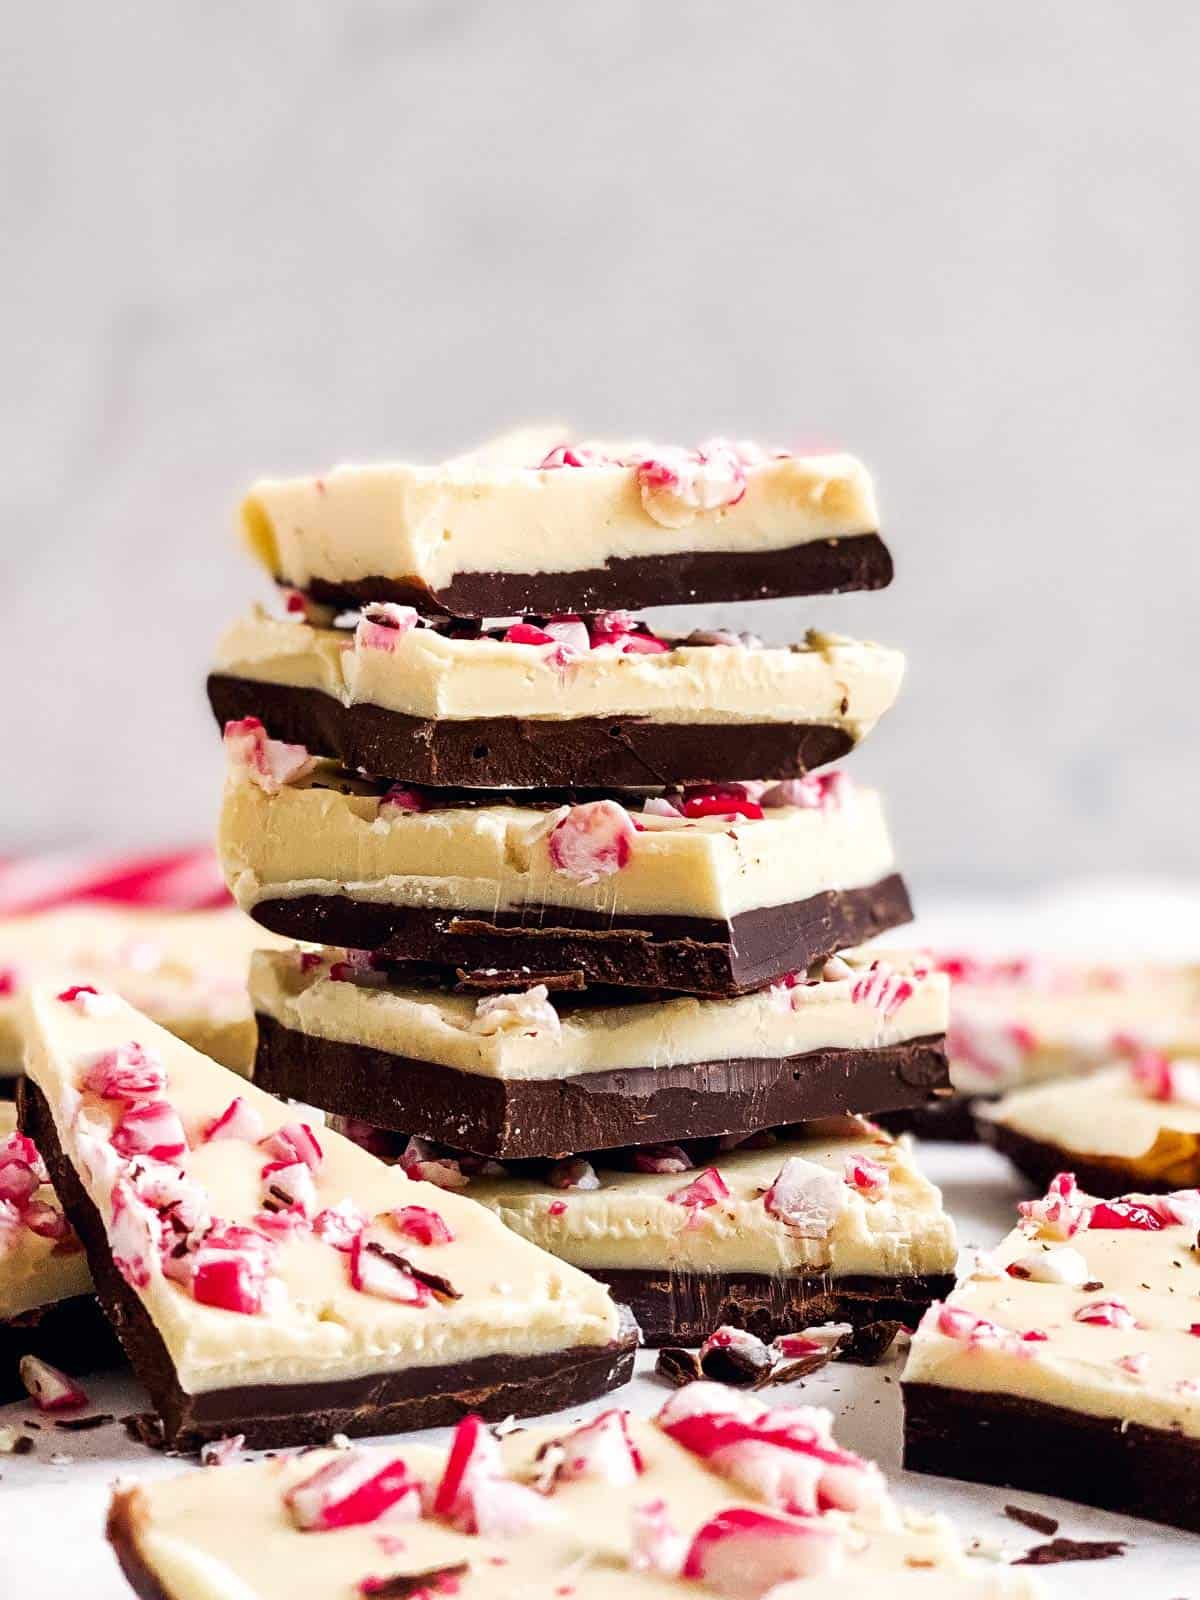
[254,1014,951,1159]
[903,1381,1200,1534]
[208,673,854,787]
[1,1291,122,1403]
[591,1267,954,1349]
[249,874,914,997]
[18,1080,637,1452]
[977,1116,1181,1198]
[297,534,894,619]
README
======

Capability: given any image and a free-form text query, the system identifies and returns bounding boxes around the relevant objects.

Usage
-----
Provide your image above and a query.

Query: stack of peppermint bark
[212,429,957,1351]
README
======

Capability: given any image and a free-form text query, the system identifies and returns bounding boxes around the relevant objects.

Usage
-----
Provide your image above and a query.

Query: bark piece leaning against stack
[16,982,637,1451]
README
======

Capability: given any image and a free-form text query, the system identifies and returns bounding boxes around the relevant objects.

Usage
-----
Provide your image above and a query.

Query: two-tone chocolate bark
[239,431,892,615]
[903,1172,1200,1532]
[322,1114,957,1348]
[107,1385,1043,1600]
[979,1052,1200,1195]
[249,946,949,1153]
[209,609,905,787]
[889,952,1200,1139]
[16,983,636,1450]
[0,905,295,1087]
[0,1102,117,1399]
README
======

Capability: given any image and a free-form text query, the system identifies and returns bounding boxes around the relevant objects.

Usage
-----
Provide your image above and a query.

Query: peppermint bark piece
[888,953,1200,1140]
[222,758,913,996]
[903,1174,1200,1531]
[979,1056,1200,1195]
[16,985,636,1451]
[342,1116,957,1347]
[239,432,891,619]
[106,1395,1042,1600]
[0,1103,116,1399]
[250,948,950,1156]
[0,906,295,1086]
[208,612,904,787]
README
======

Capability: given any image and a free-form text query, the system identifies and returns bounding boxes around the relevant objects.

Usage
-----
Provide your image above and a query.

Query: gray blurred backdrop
[5,3,1199,891]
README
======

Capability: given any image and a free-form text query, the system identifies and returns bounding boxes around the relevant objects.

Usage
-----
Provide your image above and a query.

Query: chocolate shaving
[655,1347,702,1387]
[364,1241,461,1301]
[5,1435,35,1456]
[849,1320,907,1363]
[1082,1280,1105,1292]
[1015,1538,1127,1566]
[767,1350,834,1386]
[1004,1504,1059,1536]
[362,1563,470,1598]
[53,1413,114,1433]
[453,967,586,993]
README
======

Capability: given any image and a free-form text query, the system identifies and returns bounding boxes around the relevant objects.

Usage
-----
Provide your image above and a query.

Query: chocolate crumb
[655,1347,702,1387]
[768,1350,833,1385]
[1015,1538,1127,1566]
[850,1320,906,1363]
[6,1435,35,1456]
[1082,1280,1104,1292]
[1004,1504,1059,1536]
[700,1330,774,1388]
[54,1413,114,1433]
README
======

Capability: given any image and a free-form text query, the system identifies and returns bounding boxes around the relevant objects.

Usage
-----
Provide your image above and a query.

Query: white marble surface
[5,3,1200,887]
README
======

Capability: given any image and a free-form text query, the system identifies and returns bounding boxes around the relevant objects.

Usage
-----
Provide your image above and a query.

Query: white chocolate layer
[945,956,1200,1096]
[213,612,905,732]
[981,1063,1200,1185]
[114,1413,1039,1600]
[21,987,622,1396]
[241,437,881,592]
[250,947,947,1084]
[220,767,898,924]
[471,1122,956,1277]
[0,908,295,1079]
[0,1104,92,1320]
[904,1187,1200,1438]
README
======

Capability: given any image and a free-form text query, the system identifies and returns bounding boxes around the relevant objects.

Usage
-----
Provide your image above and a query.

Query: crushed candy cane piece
[681,1506,843,1595]
[843,1153,889,1195]
[200,1434,245,1468]
[630,1144,693,1175]
[630,1498,687,1577]
[260,1122,324,1173]
[1088,1199,1166,1232]
[203,1096,265,1144]
[286,1449,425,1531]
[433,1414,554,1537]
[850,960,914,1017]
[546,800,636,884]
[107,1178,163,1289]
[763,1158,846,1237]
[81,1042,168,1102]
[1074,1296,1137,1330]
[391,1206,454,1247]
[546,1158,599,1192]
[1018,1173,1091,1239]
[667,1167,730,1210]
[398,1137,469,1191]
[356,603,418,653]
[470,985,561,1039]
[313,1199,369,1251]
[223,717,315,794]
[18,1355,87,1412]
[551,1409,644,1487]
[110,1100,187,1163]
